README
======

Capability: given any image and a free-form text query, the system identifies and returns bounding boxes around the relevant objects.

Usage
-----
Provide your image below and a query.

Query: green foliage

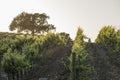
[95,26,120,52]
[11,36,35,53]
[69,27,91,80]
[9,12,56,35]
[96,26,120,67]
[115,30,120,53]
[44,33,65,46]
[72,27,85,53]
[2,49,30,74]
[95,26,116,48]
[110,29,120,67]
[0,37,14,54]
[72,44,91,80]
[23,43,40,63]
[0,31,71,79]
[59,32,72,45]
[74,27,84,45]
[35,33,65,50]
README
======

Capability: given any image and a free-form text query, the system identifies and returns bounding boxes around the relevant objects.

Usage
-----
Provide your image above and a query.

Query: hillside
[86,43,120,80]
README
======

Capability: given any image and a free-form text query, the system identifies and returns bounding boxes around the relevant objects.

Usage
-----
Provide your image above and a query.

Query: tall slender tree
[69,27,90,80]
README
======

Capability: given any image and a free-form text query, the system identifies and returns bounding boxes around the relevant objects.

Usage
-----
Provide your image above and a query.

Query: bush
[2,49,30,79]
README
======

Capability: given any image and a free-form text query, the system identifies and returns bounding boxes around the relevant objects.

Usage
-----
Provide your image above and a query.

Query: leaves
[9,12,56,35]
[69,27,90,80]
[0,32,67,77]
[95,26,116,46]
[96,26,120,67]
[2,48,30,74]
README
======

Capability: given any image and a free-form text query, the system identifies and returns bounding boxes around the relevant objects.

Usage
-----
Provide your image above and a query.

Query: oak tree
[9,12,55,36]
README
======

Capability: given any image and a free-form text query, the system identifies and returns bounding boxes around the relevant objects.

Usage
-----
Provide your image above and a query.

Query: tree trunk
[12,74,15,80]
[20,70,23,80]
[72,52,76,80]
[7,73,11,80]
[16,71,19,80]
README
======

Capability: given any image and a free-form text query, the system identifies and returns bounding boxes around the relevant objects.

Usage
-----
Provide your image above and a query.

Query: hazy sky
[0,0,120,41]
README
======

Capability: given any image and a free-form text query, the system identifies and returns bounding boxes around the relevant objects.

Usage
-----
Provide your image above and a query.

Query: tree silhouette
[9,12,56,36]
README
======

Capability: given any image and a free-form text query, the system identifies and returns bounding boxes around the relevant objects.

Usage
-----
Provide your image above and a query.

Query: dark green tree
[9,12,56,36]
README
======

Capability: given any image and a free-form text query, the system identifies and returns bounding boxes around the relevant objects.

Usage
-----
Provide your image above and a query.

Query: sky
[0,0,120,41]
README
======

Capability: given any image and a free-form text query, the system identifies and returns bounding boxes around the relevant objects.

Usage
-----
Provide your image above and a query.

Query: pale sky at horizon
[0,0,120,41]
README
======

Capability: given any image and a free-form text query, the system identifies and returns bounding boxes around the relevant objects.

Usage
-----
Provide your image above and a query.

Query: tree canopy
[95,26,116,47]
[9,12,56,36]
[95,26,120,67]
[74,27,84,45]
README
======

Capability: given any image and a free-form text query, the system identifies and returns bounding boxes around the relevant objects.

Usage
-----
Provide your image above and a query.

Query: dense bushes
[0,28,91,80]
[2,49,30,80]
[1,25,119,80]
[95,26,120,67]
[0,32,67,80]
